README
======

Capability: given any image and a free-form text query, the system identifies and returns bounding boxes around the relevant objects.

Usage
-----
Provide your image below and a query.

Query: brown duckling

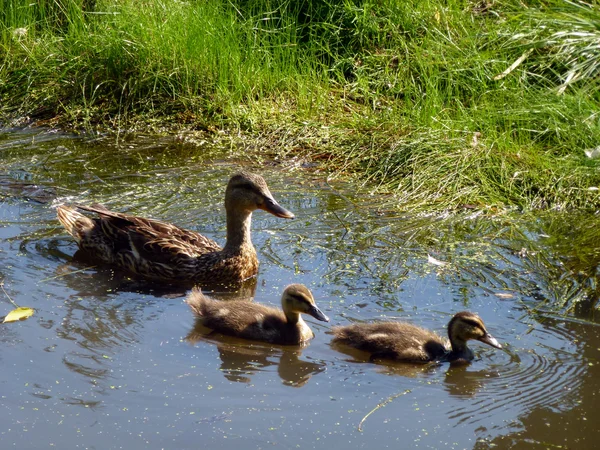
[331,311,501,363]
[186,284,329,345]
[56,172,293,283]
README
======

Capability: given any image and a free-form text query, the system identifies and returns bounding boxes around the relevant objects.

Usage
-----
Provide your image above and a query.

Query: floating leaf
[3,307,34,323]
[427,254,448,266]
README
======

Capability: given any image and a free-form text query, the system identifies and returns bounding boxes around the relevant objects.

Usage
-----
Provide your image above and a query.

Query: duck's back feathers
[332,322,448,363]
[57,203,229,280]
[186,289,313,345]
[77,203,220,254]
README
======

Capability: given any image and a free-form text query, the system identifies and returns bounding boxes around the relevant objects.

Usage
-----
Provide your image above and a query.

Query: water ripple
[2,129,600,449]
[444,323,587,430]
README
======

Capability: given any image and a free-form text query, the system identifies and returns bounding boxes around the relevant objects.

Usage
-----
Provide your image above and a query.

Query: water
[1,128,599,449]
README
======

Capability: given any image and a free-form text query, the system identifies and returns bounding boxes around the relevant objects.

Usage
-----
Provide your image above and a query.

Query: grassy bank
[1,0,600,210]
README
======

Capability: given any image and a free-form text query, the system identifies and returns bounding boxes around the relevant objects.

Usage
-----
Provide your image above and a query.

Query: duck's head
[225,172,294,219]
[447,311,502,349]
[281,284,330,322]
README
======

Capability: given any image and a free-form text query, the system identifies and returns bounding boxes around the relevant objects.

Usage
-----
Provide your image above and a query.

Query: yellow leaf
[3,307,35,323]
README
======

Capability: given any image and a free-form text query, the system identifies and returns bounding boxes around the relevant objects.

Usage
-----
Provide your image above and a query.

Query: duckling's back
[332,322,448,363]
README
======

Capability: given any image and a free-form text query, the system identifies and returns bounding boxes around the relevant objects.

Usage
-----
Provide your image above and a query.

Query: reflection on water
[443,365,500,399]
[186,326,325,386]
[1,127,599,449]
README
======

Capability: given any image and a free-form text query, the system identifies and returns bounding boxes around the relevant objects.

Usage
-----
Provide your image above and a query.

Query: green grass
[1,0,600,210]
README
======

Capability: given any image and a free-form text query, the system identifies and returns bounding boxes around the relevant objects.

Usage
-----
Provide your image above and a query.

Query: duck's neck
[284,311,301,325]
[448,337,473,361]
[284,312,313,341]
[223,209,254,253]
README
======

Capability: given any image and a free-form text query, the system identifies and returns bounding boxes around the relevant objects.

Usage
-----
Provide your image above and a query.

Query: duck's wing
[76,204,221,258]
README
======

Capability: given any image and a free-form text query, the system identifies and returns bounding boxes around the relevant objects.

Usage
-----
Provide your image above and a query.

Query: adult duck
[56,172,294,283]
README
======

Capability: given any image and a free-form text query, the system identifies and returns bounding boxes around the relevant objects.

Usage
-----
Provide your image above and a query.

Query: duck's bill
[308,305,330,322]
[262,197,294,219]
[479,333,502,349]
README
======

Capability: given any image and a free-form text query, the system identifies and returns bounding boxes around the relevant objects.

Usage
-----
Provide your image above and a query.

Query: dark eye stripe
[236,182,262,196]
[288,293,310,304]
[462,318,484,329]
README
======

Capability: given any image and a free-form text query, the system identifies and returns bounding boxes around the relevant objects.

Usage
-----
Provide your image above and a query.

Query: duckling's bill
[479,332,502,349]
[308,304,329,322]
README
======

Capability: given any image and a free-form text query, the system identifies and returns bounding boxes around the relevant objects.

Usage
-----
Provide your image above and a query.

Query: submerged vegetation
[1,0,600,210]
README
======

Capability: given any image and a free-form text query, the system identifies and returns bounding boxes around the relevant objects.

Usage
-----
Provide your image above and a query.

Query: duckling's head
[225,172,294,219]
[447,311,502,349]
[281,284,329,323]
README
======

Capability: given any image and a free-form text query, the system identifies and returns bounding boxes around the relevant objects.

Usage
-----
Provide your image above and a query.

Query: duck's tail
[185,288,212,317]
[56,205,94,243]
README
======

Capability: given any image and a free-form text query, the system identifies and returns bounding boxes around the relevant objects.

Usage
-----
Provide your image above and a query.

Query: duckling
[331,311,501,363]
[56,172,293,283]
[186,284,330,345]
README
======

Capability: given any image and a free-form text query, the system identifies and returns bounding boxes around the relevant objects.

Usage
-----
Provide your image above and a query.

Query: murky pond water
[1,128,599,449]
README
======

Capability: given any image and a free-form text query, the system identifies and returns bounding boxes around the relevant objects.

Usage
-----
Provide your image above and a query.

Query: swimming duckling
[331,311,501,363]
[56,172,294,283]
[186,284,330,345]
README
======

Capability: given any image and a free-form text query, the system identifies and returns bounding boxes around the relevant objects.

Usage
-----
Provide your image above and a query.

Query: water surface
[1,128,599,449]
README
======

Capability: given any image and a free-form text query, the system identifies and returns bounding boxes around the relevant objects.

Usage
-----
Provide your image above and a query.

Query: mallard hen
[186,284,329,345]
[56,172,293,283]
[331,311,501,363]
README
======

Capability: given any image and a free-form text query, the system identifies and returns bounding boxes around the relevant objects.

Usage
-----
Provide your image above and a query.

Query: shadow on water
[1,127,600,448]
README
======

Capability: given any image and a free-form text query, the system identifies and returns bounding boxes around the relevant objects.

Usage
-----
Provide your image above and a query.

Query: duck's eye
[236,182,261,195]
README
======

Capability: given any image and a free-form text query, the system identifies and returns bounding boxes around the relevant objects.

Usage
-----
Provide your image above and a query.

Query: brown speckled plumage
[331,311,501,363]
[186,284,330,345]
[56,172,293,283]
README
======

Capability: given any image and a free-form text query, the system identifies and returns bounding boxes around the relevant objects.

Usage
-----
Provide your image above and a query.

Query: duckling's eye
[462,318,483,330]
[288,293,309,304]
